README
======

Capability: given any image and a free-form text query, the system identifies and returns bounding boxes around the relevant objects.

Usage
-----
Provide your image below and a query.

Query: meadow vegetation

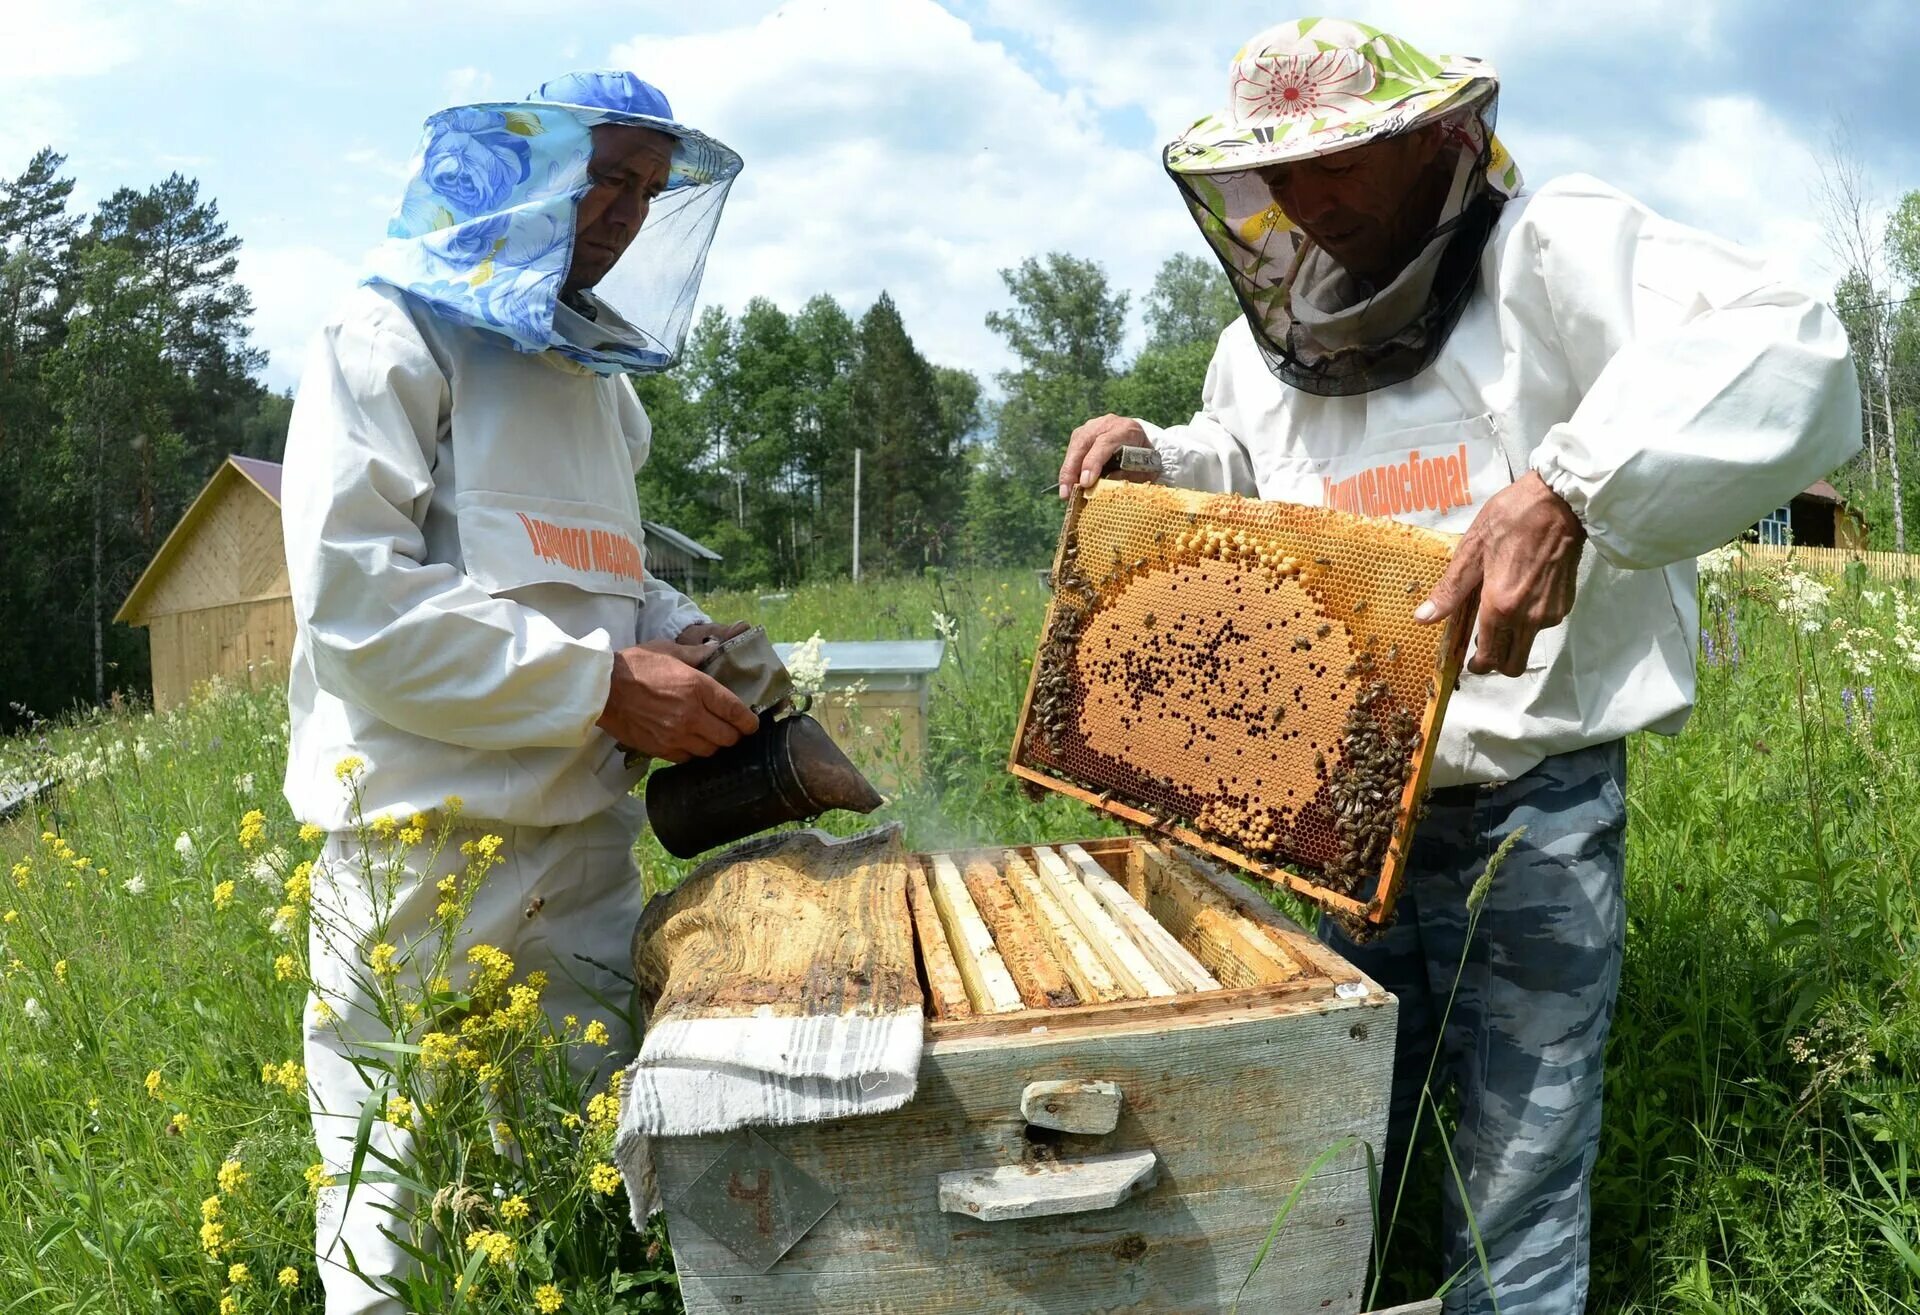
[1,556,1917,1312]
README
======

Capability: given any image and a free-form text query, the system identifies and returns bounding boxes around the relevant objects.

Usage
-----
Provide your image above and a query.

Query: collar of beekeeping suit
[1163,19,1522,397]
[360,70,742,376]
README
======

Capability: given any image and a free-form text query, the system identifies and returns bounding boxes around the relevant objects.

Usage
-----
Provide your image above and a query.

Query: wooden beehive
[656,836,1394,1314]
[1012,481,1467,927]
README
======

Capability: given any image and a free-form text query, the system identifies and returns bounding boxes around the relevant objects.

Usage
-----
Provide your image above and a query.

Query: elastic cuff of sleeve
[1529,447,1592,526]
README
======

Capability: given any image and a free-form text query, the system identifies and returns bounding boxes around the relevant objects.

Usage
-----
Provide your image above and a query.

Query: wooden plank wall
[811,689,927,789]
[149,597,296,710]
[132,476,289,621]
[1743,543,1920,582]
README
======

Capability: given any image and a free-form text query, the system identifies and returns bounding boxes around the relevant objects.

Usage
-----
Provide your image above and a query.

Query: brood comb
[1010,481,1468,928]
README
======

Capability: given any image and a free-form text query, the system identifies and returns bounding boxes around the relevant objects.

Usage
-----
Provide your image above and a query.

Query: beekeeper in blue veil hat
[280,72,759,1313]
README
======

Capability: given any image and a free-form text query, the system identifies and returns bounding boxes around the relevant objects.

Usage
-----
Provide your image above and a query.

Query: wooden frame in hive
[1009,481,1469,927]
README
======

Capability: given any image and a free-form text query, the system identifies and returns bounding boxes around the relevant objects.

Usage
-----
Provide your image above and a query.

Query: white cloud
[0,0,137,80]
[236,244,360,391]
[613,0,1203,380]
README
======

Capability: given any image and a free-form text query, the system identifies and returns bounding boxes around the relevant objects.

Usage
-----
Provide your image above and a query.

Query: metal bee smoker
[641,627,884,859]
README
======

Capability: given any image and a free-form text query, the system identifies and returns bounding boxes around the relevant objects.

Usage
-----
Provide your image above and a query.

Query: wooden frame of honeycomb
[1009,481,1469,928]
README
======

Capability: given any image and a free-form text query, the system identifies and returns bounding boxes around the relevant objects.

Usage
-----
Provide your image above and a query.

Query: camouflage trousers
[1322,739,1627,1315]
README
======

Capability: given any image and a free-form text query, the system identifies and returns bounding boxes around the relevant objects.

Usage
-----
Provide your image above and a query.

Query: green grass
[1,558,1917,1312]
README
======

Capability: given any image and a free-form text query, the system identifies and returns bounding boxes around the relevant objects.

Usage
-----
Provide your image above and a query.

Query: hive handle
[1020,1079,1122,1134]
[936,1148,1159,1222]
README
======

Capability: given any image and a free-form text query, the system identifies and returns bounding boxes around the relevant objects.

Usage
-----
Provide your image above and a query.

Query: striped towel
[614,823,923,1220]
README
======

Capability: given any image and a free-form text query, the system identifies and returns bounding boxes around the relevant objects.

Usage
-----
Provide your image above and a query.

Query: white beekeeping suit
[280,71,744,1314]
[1140,171,1861,784]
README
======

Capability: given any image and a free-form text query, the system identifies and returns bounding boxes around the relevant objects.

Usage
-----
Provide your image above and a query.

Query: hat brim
[1165,61,1494,177]
[465,98,744,189]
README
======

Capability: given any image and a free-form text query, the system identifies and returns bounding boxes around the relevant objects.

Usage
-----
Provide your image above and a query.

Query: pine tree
[849,293,956,572]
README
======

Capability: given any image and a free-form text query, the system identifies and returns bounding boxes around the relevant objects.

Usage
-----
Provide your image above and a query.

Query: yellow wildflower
[298,822,324,844]
[494,1120,515,1144]
[498,983,541,1030]
[227,1261,251,1285]
[219,1295,238,1315]
[262,1060,306,1096]
[369,942,398,977]
[586,1090,620,1135]
[588,1162,622,1195]
[428,975,452,996]
[217,1157,248,1194]
[500,1194,530,1223]
[419,1032,458,1069]
[443,794,464,814]
[435,874,457,897]
[525,970,548,990]
[274,954,298,982]
[561,1111,582,1130]
[200,1218,226,1259]
[211,880,235,910]
[53,959,67,983]
[370,814,398,841]
[237,810,267,852]
[145,1070,164,1101]
[304,1162,335,1193]
[401,1001,421,1023]
[334,755,365,782]
[3,910,18,925]
[6,959,21,975]
[311,999,338,1026]
[477,1062,501,1086]
[170,1111,190,1132]
[277,1266,300,1288]
[283,862,312,906]
[466,1227,517,1267]
[386,1096,415,1130]
[461,834,503,862]
[201,1195,222,1224]
[10,861,28,888]
[562,1014,578,1031]
[466,943,514,998]
[534,1283,564,1313]
[582,1019,611,1047]
[270,904,299,936]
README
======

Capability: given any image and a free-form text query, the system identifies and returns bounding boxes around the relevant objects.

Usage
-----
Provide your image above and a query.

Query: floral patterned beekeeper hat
[1163,19,1523,396]
[362,71,742,375]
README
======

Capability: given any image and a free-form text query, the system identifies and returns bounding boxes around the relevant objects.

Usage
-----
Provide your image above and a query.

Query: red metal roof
[228,455,283,503]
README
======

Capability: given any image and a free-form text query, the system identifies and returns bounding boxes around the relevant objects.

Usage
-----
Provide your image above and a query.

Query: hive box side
[659,984,1395,1315]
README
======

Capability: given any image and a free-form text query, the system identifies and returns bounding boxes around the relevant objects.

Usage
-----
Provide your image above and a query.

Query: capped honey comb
[1010,481,1468,928]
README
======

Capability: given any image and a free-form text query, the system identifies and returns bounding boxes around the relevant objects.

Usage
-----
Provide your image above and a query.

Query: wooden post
[852,447,862,582]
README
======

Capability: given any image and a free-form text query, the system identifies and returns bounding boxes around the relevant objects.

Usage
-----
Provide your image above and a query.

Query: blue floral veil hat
[361,70,742,375]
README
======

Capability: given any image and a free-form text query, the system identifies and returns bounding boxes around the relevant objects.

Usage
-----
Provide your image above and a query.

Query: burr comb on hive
[1011,480,1468,929]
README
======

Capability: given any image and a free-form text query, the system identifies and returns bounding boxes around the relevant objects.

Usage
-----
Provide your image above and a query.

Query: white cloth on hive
[614,824,924,1221]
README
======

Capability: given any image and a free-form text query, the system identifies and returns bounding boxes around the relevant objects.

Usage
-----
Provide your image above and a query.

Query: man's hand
[675,619,751,648]
[1414,472,1586,677]
[597,639,760,764]
[1059,415,1157,499]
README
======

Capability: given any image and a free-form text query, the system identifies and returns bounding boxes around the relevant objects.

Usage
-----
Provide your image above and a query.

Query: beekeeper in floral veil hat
[1062,18,1860,1314]
[281,71,760,1313]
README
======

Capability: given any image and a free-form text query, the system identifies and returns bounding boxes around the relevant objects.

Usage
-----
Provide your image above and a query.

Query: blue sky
[5,0,1918,392]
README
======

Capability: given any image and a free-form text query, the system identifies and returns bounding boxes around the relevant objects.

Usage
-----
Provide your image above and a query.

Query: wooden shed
[641,519,723,592]
[116,455,294,711]
[1752,480,1870,549]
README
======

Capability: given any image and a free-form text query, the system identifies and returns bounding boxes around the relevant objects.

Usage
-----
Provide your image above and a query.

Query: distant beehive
[1011,481,1466,928]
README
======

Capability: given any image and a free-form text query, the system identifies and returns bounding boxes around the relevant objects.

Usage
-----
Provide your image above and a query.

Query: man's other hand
[1414,472,1586,677]
[597,639,760,763]
[1059,415,1156,499]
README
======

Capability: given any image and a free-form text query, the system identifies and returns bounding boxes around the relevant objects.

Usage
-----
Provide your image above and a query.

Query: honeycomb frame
[1009,480,1469,927]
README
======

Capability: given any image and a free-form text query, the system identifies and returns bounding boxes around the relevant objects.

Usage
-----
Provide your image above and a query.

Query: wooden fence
[1741,543,1920,582]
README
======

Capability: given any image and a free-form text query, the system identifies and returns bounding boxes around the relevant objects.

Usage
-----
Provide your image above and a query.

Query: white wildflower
[270,906,297,937]
[232,772,255,795]
[22,997,46,1025]
[1697,543,1742,604]
[174,832,195,861]
[931,610,958,643]
[786,632,830,699]
[249,846,289,886]
[122,874,147,896]
[1864,589,1887,609]
[1774,569,1832,632]
[133,738,152,763]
